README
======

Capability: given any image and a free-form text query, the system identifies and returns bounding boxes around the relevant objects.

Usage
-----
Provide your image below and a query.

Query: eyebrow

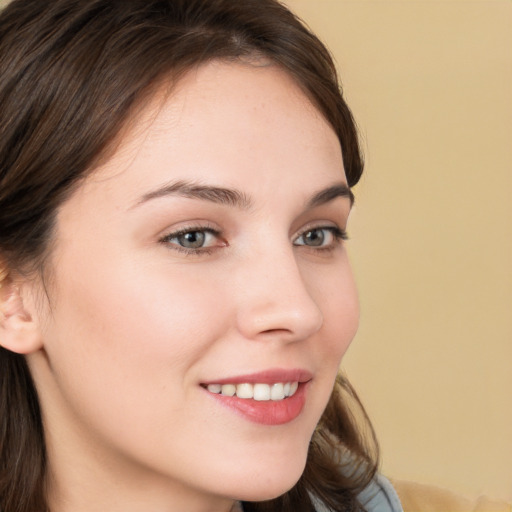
[133,180,252,210]
[132,180,353,210]
[307,183,354,208]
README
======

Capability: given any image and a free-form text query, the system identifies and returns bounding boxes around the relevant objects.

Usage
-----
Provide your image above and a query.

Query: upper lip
[201,368,313,386]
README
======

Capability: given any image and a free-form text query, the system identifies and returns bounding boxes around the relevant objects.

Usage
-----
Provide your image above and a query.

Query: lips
[201,369,312,425]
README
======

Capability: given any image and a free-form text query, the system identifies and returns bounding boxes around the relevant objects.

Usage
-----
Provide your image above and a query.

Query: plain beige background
[287,0,512,502]
[1,0,510,504]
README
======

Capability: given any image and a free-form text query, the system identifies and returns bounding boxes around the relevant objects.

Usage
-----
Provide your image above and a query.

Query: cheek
[299,256,359,424]
[42,252,232,420]
[48,262,228,371]
[312,258,360,362]
[330,280,359,354]
[39,257,237,463]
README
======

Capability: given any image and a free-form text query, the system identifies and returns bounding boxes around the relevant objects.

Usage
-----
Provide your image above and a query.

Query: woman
[0,1,402,511]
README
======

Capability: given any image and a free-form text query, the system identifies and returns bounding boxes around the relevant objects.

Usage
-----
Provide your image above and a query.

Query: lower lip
[203,383,308,425]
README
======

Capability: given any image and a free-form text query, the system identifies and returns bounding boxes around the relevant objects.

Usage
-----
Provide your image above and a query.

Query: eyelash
[294,226,348,253]
[159,224,348,256]
[159,224,222,256]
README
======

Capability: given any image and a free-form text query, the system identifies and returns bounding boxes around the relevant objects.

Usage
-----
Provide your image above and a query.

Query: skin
[18,61,359,512]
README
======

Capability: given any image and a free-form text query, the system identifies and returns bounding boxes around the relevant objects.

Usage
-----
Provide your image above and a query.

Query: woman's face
[29,61,359,510]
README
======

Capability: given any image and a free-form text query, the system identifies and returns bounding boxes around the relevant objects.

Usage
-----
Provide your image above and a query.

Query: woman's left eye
[160,227,222,253]
[294,226,347,249]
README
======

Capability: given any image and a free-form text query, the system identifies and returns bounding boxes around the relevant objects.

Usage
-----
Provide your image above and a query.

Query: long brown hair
[0,1,378,510]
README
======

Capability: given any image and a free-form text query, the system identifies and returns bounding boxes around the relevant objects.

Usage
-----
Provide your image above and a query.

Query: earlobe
[0,271,43,355]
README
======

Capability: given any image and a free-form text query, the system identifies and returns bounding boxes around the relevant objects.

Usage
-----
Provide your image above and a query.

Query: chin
[228,452,308,503]
[234,477,303,503]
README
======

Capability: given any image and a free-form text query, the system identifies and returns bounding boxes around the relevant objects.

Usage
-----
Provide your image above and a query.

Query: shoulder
[309,473,404,512]
[357,474,404,512]
[356,477,512,512]
[307,473,403,512]
[391,480,512,512]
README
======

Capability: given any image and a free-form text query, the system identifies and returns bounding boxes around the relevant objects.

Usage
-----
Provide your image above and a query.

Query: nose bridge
[234,240,323,341]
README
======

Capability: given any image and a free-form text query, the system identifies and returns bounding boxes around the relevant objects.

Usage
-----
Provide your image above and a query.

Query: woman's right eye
[160,227,223,254]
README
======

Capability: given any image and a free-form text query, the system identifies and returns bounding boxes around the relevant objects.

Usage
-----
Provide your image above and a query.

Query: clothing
[309,474,403,512]
[391,480,512,512]
[236,476,512,511]
[357,475,404,512]
[236,474,403,512]
[313,477,512,512]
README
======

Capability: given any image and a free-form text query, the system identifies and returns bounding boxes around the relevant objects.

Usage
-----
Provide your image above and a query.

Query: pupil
[179,231,205,248]
[305,229,324,246]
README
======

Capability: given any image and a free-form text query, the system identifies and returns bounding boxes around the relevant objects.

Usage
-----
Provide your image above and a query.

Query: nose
[234,245,323,343]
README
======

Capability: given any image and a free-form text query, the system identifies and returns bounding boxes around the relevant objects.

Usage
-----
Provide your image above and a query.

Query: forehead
[77,60,345,205]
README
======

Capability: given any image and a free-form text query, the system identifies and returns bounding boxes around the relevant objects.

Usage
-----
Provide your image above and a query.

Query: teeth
[253,383,270,401]
[270,383,285,401]
[207,384,222,394]
[220,384,236,396]
[206,382,299,401]
[236,383,253,399]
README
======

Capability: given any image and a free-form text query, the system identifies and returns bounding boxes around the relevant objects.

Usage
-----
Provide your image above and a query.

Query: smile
[205,382,299,401]
[201,369,311,425]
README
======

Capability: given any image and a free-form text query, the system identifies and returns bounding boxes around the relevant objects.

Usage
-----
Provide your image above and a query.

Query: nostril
[260,328,292,335]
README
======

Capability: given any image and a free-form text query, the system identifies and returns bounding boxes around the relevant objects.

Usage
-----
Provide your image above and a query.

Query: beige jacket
[392,480,511,512]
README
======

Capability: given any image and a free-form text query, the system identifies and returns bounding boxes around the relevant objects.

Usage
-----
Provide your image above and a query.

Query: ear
[0,271,44,355]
